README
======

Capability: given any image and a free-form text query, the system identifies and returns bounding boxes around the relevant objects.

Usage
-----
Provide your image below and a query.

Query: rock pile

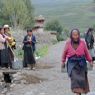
[12,72,46,84]
[0,72,10,94]
[0,70,46,94]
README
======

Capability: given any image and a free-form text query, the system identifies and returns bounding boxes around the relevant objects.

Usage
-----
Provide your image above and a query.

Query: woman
[62,29,93,95]
[4,24,16,68]
[23,29,36,70]
[4,24,16,50]
[0,27,3,67]
[0,27,10,68]
[85,28,95,61]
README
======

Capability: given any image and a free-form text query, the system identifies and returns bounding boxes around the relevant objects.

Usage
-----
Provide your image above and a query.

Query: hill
[32,0,95,32]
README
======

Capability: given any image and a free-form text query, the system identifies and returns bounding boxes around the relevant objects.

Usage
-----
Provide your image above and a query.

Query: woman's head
[70,29,80,42]
[87,28,94,35]
[3,25,10,32]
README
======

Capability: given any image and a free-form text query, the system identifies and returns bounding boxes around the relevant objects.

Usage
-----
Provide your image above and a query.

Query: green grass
[14,45,49,59]
[14,49,24,59]
[36,46,48,57]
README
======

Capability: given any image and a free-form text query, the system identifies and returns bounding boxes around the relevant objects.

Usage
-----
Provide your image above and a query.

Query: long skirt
[70,64,90,94]
[1,48,10,68]
[23,47,36,67]
[8,47,14,68]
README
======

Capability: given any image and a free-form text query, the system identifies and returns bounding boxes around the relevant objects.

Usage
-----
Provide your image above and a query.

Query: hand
[61,64,65,68]
[61,64,65,72]
[90,62,93,67]
[6,37,12,42]
[6,37,10,42]
[28,40,32,44]
[6,37,9,40]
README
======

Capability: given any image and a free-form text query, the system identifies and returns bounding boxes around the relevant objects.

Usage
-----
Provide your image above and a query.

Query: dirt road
[7,41,95,95]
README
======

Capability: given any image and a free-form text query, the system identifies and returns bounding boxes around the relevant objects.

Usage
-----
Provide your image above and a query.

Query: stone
[1,88,8,94]
[21,80,27,84]
[10,84,16,88]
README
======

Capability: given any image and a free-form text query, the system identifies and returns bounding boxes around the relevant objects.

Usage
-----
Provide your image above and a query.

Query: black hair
[86,28,94,35]
[27,29,32,33]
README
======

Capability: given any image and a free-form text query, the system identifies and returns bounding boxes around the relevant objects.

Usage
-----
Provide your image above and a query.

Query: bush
[0,0,34,29]
[36,46,48,57]
[45,20,63,32]
[45,20,63,41]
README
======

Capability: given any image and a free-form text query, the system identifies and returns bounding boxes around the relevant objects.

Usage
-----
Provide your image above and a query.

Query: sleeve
[32,35,36,44]
[0,35,6,43]
[23,36,28,44]
[84,41,92,63]
[62,41,68,64]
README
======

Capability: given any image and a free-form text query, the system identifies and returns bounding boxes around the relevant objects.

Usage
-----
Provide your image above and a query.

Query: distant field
[32,0,95,32]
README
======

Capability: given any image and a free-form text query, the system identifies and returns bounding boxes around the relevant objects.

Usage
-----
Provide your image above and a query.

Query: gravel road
[6,41,95,95]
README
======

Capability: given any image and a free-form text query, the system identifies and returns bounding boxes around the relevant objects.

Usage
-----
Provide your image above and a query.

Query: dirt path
[7,41,95,95]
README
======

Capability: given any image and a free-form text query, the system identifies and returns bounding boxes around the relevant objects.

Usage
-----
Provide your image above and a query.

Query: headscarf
[85,28,94,49]
[70,29,80,44]
[86,28,94,35]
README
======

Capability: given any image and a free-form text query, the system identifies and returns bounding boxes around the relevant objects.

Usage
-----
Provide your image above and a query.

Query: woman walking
[85,28,95,61]
[62,29,93,95]
[23,29,36,70]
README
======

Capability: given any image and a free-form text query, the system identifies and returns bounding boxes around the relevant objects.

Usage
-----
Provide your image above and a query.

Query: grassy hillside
[32,0,95,32]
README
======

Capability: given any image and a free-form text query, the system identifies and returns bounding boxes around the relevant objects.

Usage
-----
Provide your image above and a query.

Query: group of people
[0,25,36,70]
[0,24,95,94]
[62,28,95,95]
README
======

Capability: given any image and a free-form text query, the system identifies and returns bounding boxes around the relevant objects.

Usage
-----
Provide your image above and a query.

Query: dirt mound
[36,63,53,69]
[22,74,46,84]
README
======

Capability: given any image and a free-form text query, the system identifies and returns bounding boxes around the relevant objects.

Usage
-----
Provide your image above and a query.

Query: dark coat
[23,35,36,67]
[23,35,36,52]
[85,34,94,49]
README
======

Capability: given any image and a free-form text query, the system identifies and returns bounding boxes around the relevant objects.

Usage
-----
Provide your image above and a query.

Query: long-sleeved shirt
[0,34,6,50]
[0,34,6,42]
[62,39,92,64]
[0,34,10,50]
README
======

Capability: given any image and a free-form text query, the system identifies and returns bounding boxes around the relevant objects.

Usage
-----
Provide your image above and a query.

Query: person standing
[0,26,11,68]
[3,25,16,68]
[85,28,95,61]
[62,29,93,95]
[23,29,36,70]
[4,25,16,50]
